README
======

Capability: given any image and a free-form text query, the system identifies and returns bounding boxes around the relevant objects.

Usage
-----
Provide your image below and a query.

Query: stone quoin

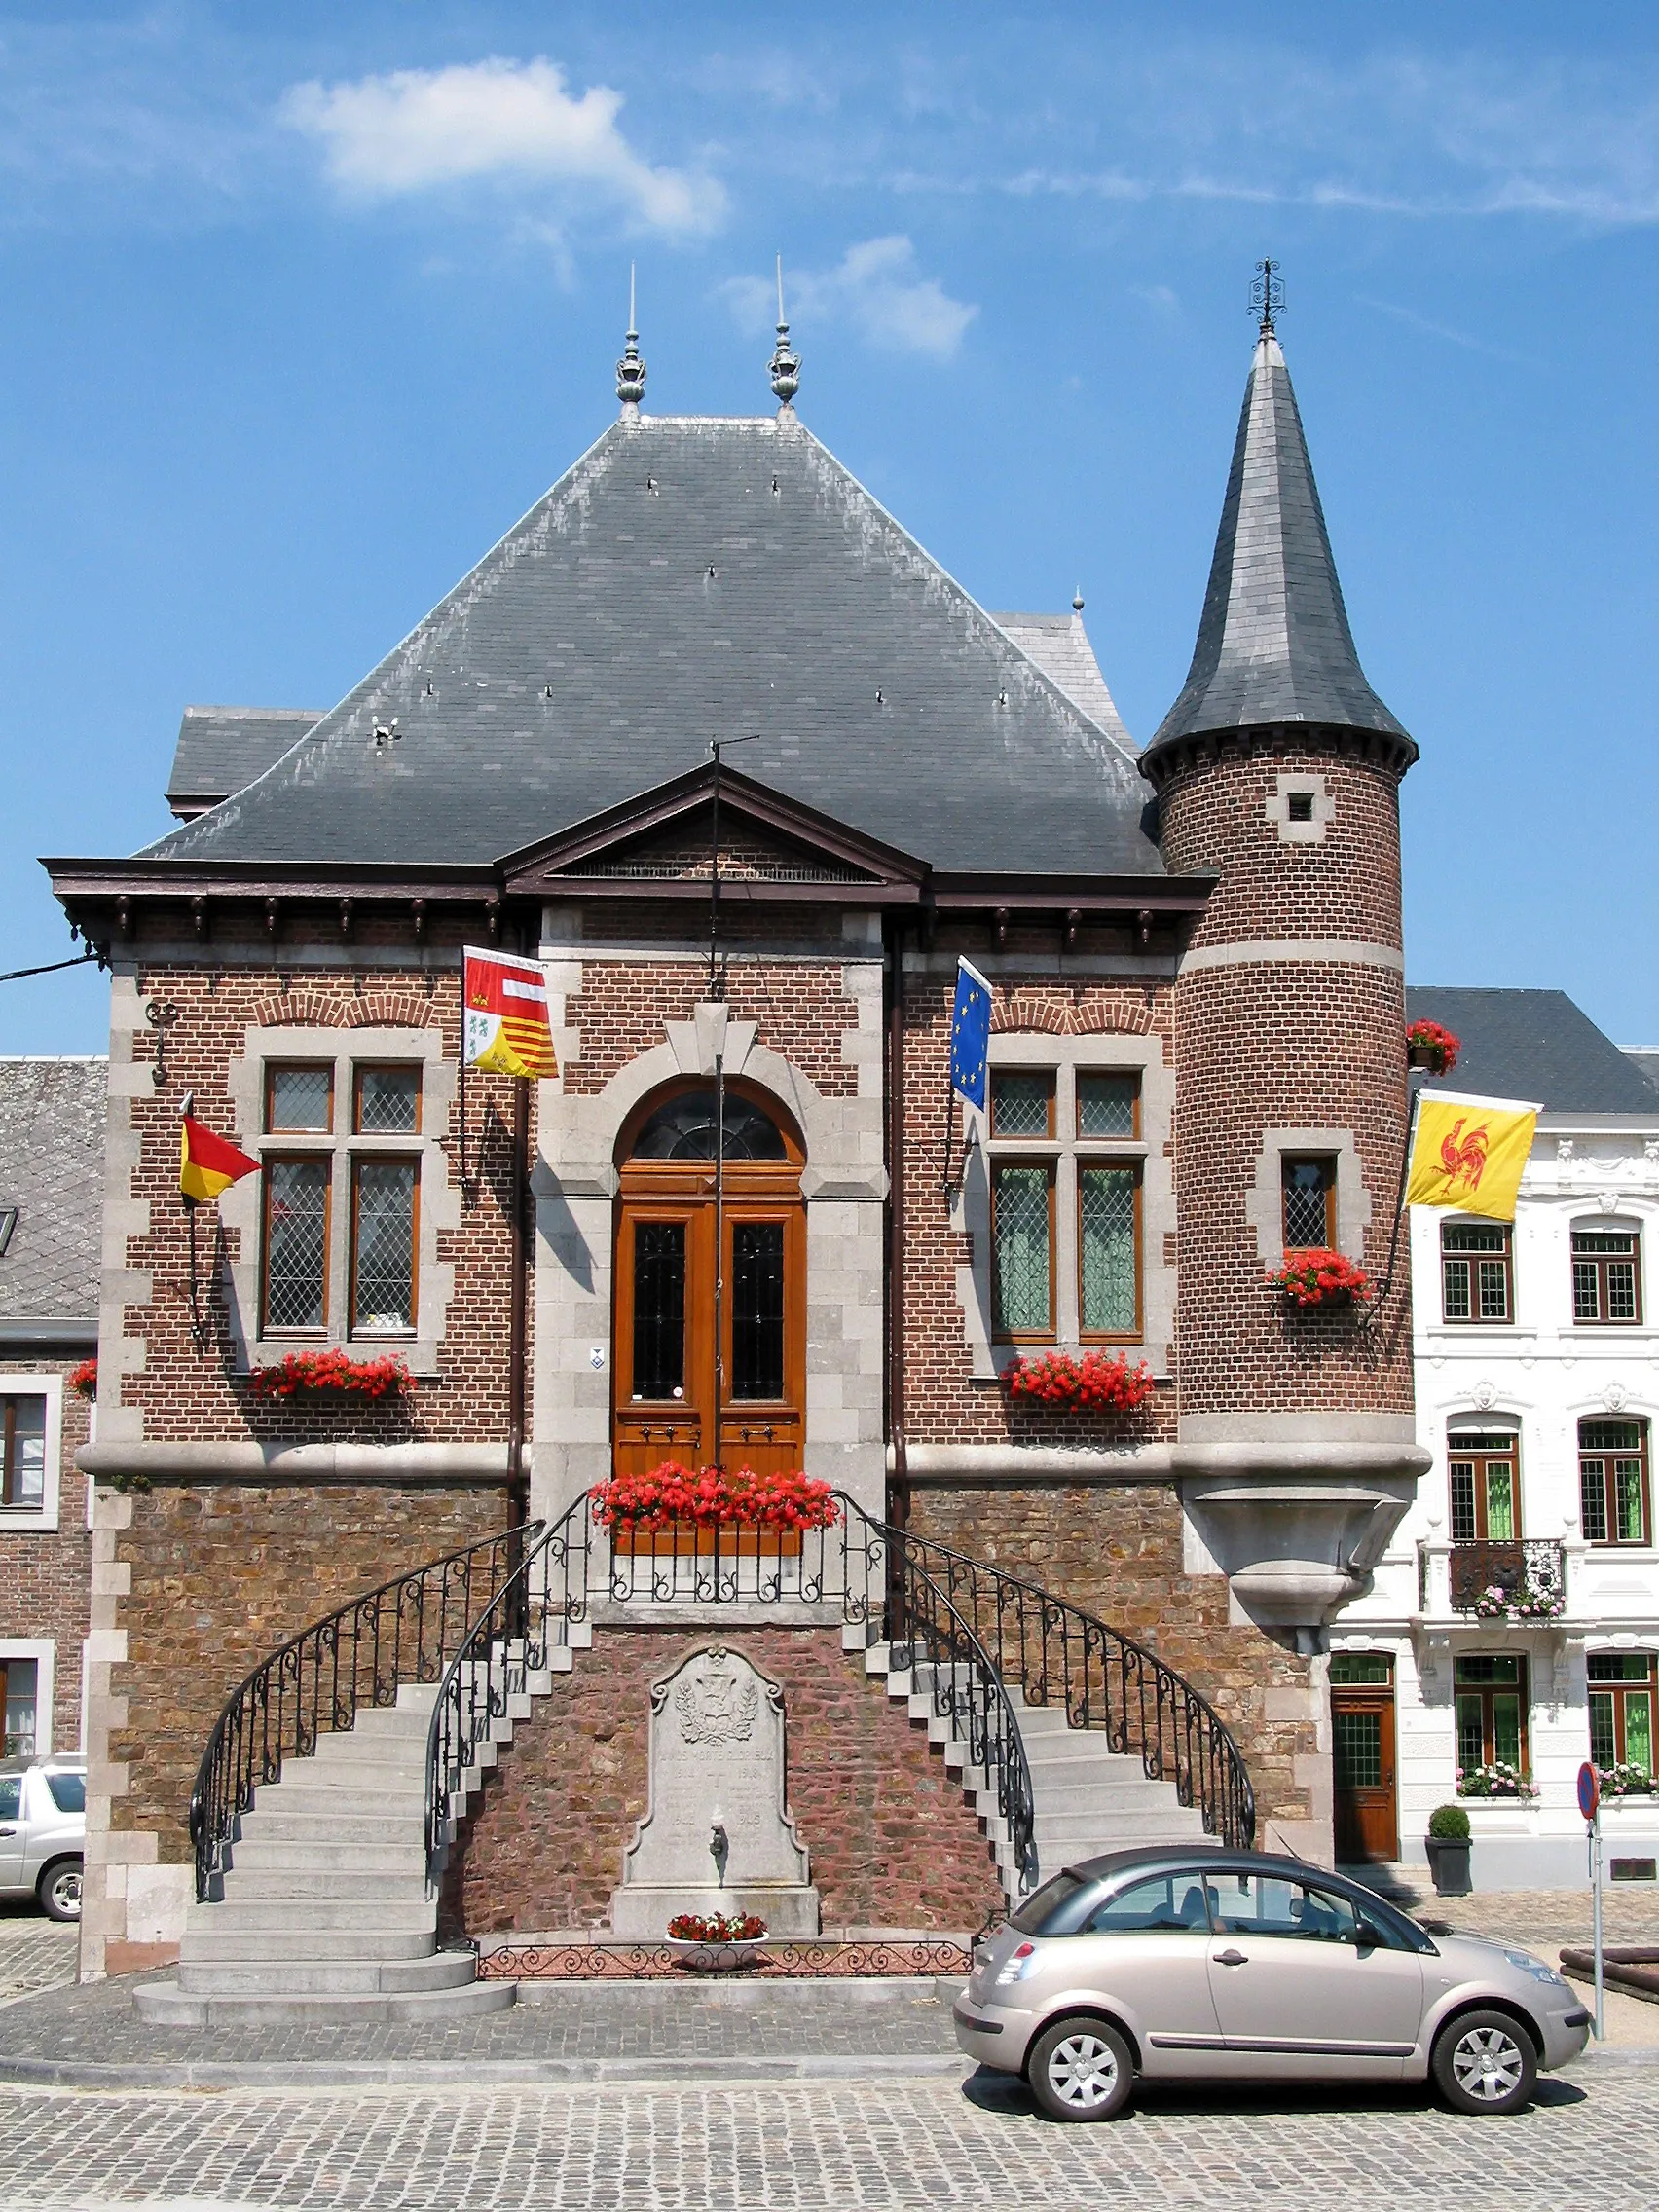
[43,294,1429,1988]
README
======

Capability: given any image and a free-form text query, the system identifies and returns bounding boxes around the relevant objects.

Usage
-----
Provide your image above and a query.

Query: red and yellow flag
[463,948,558,1081]
[1405,1091,1540,1223]
[179,1116,259,1205]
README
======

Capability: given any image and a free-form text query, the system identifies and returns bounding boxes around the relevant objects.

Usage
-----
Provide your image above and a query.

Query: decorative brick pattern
[566,959,861,1098]
[440,1624,1004,1937]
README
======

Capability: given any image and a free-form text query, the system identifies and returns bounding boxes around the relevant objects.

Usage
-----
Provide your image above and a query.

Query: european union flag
[949,957,992,1112]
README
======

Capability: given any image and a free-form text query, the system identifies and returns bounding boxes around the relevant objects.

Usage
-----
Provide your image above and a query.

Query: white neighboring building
[1331,988,1659,1888]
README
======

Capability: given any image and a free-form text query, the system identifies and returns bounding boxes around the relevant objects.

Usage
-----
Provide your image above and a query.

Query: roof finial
[1072,584,1085,613]
[1249,257,1284,340]
[616,262,646,416]
[769,254,800,414]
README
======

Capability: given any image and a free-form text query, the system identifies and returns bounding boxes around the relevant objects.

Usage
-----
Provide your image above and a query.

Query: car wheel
[37,1859,83,1924]
[1431,2009,1537,2115]
[1026,2016,1134,2122]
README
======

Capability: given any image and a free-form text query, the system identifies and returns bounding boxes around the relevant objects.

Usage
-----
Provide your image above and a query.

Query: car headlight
[993,1941,1041,1988]
[1503,1948,1569,1988]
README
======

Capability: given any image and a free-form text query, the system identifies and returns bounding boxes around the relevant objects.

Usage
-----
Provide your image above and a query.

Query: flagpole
[507,1073,530,1531]
[1362,1071,1427,1328]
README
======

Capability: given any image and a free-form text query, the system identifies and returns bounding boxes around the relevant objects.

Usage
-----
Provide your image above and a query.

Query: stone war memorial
[45,270,1430,2019]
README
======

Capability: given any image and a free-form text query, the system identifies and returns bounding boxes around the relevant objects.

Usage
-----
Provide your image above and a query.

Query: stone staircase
[857,1635,1213,1898]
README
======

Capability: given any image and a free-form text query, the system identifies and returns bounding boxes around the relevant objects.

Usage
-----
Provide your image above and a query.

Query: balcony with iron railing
[1424,1536,1568,1622]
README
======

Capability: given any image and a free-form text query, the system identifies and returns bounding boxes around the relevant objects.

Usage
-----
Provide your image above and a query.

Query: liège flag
[463,948,558,1081]
[1404,1090,1539,1223]
[179,1116,259,1205]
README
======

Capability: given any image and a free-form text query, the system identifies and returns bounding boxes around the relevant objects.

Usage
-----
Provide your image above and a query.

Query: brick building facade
[47,305,1428,1984]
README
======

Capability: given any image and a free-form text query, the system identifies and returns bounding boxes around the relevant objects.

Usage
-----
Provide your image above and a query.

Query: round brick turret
[1144,324,1429,1643]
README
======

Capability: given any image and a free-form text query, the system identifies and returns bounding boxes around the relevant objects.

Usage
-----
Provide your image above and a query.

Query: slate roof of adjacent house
[991,612,1134,754]
[1150,331,1410,756]
[1625,1048,1659,1096]
[166,707,324,820]
[1407,989,1659,1116]
[136,417,1161,878]
[0,1058,105,1335]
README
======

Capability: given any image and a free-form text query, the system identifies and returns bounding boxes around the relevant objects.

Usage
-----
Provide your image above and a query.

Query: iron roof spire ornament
[1249,256,1284,339]
[616,263,646,416]
[769,255,800,414]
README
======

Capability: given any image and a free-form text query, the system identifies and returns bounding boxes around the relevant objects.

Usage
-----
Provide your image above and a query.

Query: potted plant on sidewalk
[1424,1802,1472,1896]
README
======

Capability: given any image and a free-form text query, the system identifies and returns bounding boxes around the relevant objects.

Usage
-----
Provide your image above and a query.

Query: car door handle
[0,1826,16,1837]
[1214,1948,1248,1967]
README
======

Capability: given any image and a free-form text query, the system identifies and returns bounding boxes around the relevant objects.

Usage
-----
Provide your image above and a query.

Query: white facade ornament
[1598,1190,1621,1215]
[1603,1382,1628,1413]
[1556,1139,1575,1162]
[1645,1138,1659,1164]
[1473,1382,1495,1411]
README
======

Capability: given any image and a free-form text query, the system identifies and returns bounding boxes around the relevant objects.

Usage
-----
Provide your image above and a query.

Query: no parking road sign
[1578,1760,1601,1822]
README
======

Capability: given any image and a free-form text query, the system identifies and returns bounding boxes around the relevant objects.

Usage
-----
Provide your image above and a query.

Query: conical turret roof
[1147,330,1411,760]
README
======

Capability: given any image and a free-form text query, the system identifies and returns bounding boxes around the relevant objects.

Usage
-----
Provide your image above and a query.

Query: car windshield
[46,1771,85,1814]
[1009,1870,1091,1936]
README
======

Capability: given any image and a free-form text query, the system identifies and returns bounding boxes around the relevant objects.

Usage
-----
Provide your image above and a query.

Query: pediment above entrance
[498,761,928,904]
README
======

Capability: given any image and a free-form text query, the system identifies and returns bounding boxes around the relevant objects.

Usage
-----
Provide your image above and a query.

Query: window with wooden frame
[1455,1653,1529,1776]
[350,1160,419,1334]
[1579,1419,1651,1548]
[1448,1431,1521,1542]
[991,1161,1055,1339]
[1589,1652,1655,1777]
[353,1064,421,1136]
[1442,1221,1513,1324]
[1571,1228,1642,1324]
[261,1158,331,1332]
[0,1396,46,1510]
[1281,1155,1336,1248]
[265,1062,333,1134]
[990,1070,1054,1140]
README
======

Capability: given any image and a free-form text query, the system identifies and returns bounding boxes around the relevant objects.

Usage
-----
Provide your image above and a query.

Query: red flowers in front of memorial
[1003,1349,1154,1410]
[591,1463,840,1533]
[247,1348,413,1399]
[667,1911,767,1942]
[1268,1248,1372,1309]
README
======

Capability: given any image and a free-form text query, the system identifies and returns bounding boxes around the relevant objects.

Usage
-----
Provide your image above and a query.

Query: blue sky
[3,2,1656,1053]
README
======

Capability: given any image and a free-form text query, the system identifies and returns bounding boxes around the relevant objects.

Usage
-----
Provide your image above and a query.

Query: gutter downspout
[507,1073,530,1533]
[886,917,908,1530]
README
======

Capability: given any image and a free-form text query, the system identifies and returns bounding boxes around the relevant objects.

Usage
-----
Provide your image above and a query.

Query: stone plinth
[609,1644,820,1939]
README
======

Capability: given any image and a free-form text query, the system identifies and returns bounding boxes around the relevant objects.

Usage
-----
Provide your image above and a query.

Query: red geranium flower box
[1004,1348,1154,1411]
[247,1349,413,1400]
[591,1463,840,1554]
[1407,1018,1460,1074]
[67,1357,98,1400]
[1267,1247,1372,1309]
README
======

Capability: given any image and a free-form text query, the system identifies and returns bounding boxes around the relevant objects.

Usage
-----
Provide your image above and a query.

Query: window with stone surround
[987,1066,1142,1346]
[1580,1419,1651,1548]
[1455,1652,1530,1778]
[1442,1220,1513,1324]
[258,1056,424,1342]
[1281,1155,1336,1248]
[1448,1430,1521,1541]
[0,1380,60,1528]
[1571,1227,1642,1325]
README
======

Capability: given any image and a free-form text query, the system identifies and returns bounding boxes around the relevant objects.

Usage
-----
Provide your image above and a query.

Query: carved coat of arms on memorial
[673,1647,762,1745]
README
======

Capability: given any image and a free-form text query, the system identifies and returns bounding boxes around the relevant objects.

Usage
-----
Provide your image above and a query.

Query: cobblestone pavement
[0,1905,78,2006]
[1356,1880,1659,1953]
[0,2066,1646,2212]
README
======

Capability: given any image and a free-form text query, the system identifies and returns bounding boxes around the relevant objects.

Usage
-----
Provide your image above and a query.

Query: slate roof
[991,612,1134,754]
[1407,989,1659,1116]
[0,1058,105,1332]
[1625,1049,1659,1097]
[1151,332,1410,755]
[166,708,324,820]
[138,417,1161,878]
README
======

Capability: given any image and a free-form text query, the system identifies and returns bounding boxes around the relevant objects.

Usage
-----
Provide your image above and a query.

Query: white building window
[0,1378,62,1530]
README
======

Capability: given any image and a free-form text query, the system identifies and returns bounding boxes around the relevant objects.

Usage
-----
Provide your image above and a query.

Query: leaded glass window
[1077,1073,1138,1138]
[631,1223,685,1400]
[354,1066,421,1134]
[266,1064,333,1133]
[992,1165,1052,1336]
[990,1073,1053,1138]
[1281,1157,1335,1248]
[731,1222,786,1400]
[350,1161,417,1332]
[263,1159,330,1330]
[1080,1166,1137,1336]
[631,1090,786,1161]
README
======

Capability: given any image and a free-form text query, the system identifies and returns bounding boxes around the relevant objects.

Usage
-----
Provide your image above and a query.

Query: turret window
[1281,1156,1336,1248]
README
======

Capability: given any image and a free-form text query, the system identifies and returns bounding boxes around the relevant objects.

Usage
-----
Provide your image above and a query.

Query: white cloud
[280,56,725,235]
[721,237,977,360]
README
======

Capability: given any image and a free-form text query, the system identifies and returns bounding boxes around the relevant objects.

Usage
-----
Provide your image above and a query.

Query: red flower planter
[1003,1349,1154,1411]
[1267,1247,1372,1309]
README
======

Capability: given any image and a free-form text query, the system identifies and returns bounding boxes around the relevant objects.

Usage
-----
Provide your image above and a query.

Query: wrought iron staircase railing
[890,1530,1257,1850]
[423,1493,1040,1893]
[188,1526,538,1902]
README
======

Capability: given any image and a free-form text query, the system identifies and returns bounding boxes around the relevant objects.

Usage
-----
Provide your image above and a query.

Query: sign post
[1578,1760,1604,2040]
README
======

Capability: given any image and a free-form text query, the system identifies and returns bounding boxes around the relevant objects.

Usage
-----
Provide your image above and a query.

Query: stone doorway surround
[530,957,888,1529]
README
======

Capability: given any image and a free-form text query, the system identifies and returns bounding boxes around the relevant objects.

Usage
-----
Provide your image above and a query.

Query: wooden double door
[612,1081,806,1479]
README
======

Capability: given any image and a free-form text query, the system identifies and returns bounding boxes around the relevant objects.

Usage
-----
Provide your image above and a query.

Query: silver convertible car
[954,1846,1590,2121]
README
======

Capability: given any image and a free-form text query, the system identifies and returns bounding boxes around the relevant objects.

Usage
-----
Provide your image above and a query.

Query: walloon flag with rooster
[1405,1090,1539,1223]
[463,948,558,1081]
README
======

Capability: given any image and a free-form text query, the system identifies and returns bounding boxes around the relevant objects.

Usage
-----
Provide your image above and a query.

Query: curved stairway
[135,1504,1250,2023]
